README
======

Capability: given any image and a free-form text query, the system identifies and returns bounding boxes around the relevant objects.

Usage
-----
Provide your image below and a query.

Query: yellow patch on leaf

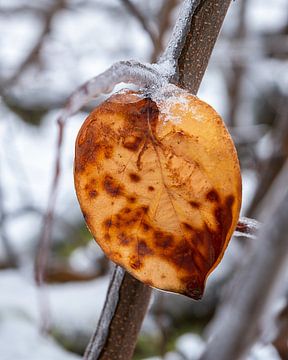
[74,85,242,299]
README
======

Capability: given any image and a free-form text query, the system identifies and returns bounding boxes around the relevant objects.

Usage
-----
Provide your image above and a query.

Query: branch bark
[177,0,231,93]
[84,1,233,359]
[161,0,232,93]
[84,268,151,360]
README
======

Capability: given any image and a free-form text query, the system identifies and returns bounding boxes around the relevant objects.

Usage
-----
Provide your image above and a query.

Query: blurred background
[0,0,288,359]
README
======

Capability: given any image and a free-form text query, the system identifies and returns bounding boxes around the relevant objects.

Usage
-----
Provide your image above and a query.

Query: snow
[143,337,281,360]
[247,0,288,33]
[0,13,42,76]
[0,270,109,358]
[234,216,260,240]
[0,317,81,360]
[0,269,159,359]
[176,333,205,359]
[248,343,281,360]
[151,83,192,124]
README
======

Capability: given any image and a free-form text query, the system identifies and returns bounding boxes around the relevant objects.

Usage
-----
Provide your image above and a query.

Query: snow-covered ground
[0,269,109,359]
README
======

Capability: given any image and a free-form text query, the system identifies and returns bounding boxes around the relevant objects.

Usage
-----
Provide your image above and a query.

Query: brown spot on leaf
[128,196,136,203]
[104,145,113,159]
[103,218,112,229]
[148,186,155,192]
[104,233,110,241]
[182,222,193,231]
[89,190,98,198]
[141,205,149,214]
[137,240,153,256]
[206,189,220,202]
[154,231,174,249]
[130,259,142,270]
[103,175,123,197]
[144,279,153,287]
[118,232,131,246]
[82,212,88,221]
[170,240,196,273]
[142,222,151,232]
[129,173,141,182]
[226,195,235,207]
[183,277,204,300]
[189,201,200,209]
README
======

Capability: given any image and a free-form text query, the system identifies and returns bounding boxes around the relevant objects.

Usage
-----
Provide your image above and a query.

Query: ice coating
[151,84,191,124]
[234,216,260,239]
[58,60,163,126]
[151,83,210,124]
[159,0,201,65]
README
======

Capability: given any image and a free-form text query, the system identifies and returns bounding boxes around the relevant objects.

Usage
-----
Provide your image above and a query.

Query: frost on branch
[58,60,163,126]
[159,0,201,67]
[234,216,260,239]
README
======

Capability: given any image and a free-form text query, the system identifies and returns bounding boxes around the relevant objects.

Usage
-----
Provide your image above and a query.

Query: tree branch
[84,267,151,360]
[0,173,18,268]
[177,0,232,93]
[234,217,260,240]
[161,0,232,93]
[85,1,233,359]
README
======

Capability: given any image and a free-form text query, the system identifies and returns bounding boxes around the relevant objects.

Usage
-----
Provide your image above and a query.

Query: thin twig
[2,1,66,89]
[35,60,161,294]
[120,0,158,48]
[234,217,260,240]
[0,172,18,267]
[83,267,125,359]
[0,4,45,15]
[225,0,248,127]
[151,0,180,62]
[85,1,234,359]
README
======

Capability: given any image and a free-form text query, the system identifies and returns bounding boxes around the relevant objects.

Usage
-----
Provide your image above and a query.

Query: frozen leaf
[74,85,242,300]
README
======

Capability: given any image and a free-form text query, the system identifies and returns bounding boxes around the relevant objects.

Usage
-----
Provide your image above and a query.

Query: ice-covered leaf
[74,85,242,299]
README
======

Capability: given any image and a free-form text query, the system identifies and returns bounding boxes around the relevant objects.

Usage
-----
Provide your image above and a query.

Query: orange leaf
[74,85,242,299]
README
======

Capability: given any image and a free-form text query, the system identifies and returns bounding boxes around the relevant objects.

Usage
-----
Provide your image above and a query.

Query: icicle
[234,217,261,239]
